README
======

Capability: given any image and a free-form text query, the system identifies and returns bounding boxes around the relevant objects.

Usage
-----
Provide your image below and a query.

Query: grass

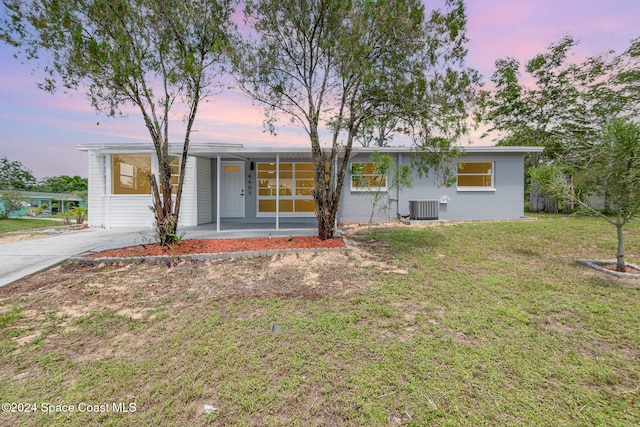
[0,218,61,234]
[0,214,639,426]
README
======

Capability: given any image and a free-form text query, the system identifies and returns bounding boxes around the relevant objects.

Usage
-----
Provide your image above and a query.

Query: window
[160,156,181,195]
[257,162,315,214]
[350,162,388,191]
[457,162,494,189]
[112,154,152,194]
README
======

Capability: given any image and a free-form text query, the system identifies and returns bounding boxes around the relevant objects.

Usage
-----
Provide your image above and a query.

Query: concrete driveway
[0,227,152,288]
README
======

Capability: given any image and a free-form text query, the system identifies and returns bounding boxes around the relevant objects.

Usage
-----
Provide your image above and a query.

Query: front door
[220,161,245,218]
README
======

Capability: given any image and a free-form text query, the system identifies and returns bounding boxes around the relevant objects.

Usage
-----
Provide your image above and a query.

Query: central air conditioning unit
[409,199,439,220]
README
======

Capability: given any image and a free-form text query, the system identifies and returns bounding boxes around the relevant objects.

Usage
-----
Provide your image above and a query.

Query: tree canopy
[36,175,87,194]
[1,0,237,245]
[482,36,640,163]
[237,0,478,239]
[0,157,37,191]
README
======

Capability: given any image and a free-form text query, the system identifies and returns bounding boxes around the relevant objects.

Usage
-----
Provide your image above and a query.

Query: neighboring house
[77,143,544,230]
[0,190,87,217]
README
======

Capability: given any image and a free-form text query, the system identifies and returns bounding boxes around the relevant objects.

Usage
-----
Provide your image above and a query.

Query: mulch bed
[601,264,640,275]
[87,236,345,259]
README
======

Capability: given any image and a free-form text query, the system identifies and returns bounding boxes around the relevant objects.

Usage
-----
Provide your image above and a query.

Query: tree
[1,0,236,245]
[528,164,569,214]
[0,157,36,191]
[483,36,640,212]
[35,175,87,194]
[531,119,640,272]
[600,37,640,122]
[484,36,640,153]
[237,0,477,240]
[0,188,25,219]
[351,151,412,223]
[482,37,600,160]
[355,113,400,148]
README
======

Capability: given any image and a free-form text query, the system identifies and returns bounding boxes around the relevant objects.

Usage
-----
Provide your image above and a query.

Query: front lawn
[0,218,62,234]
[0,215,638,426]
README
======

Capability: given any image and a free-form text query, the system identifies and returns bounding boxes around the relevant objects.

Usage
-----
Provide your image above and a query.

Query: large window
[257,162,315,214]
[457,162,494,189]
[112,154,152,194]
[350,162,388,191]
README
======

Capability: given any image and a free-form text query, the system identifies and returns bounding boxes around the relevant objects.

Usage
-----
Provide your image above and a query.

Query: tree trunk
[312,157,341,240]
[616,222,625,272]
[317,206,336,240]
[148,172,177,247]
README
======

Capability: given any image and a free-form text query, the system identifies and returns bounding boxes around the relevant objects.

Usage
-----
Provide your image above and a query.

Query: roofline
[352,145,545,154]
[76,142,244,152]
[77,142,545,155]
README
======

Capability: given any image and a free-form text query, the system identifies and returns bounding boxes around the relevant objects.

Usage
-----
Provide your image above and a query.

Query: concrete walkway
[0,228,150,288]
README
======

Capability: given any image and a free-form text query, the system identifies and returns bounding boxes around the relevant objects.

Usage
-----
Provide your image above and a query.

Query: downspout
[276,154,280,231]
[333,150,338,234]
[396,153,402,220]
[105,154,111,229]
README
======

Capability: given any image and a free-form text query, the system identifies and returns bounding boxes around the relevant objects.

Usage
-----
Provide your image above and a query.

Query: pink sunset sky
[0,0,638,179]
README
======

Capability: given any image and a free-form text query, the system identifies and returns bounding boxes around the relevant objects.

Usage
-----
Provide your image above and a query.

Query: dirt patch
[86,236,345,258]
[0,234,46,244]
[0,239,392,351]
[0,224,88,244]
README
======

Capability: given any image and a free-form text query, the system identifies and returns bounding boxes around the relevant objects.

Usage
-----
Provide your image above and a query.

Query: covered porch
[186,145,337,233]
[180,217,319,240]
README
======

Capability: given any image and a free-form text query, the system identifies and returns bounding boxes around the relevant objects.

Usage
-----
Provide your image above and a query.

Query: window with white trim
[111,154,152,194]
[257,162,315,214]
[457,162,494,189]
[350,162,388,191]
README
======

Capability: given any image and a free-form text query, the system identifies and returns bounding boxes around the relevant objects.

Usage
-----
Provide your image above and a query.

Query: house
[0,190,87,217]
[77,143,544,230]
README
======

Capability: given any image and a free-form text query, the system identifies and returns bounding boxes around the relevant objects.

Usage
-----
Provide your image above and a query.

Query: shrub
[0,189,25,219]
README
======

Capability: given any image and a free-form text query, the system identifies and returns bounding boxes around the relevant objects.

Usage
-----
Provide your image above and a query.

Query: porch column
[333,153,338,234]
[275,154,280,231]
[216,154,221,232]
[396,153,402,219]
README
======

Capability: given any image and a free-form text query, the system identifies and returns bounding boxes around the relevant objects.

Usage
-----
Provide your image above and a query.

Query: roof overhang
[77,142,545,157]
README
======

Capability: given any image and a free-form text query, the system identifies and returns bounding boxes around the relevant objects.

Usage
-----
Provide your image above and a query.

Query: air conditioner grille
[409,200,439,220]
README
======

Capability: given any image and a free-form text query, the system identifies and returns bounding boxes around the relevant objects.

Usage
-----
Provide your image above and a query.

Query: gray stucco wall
[205,151,525,224]
[338,151,526,223]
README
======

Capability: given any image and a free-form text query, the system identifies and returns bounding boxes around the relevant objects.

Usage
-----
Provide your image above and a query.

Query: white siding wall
[178,156,197,227]
[106,195,154,228]
[196,157,212,224]
[86,150,199,229]
[86,152,105,227]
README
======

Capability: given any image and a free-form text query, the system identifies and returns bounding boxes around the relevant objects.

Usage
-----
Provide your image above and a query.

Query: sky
[0,0,638,179]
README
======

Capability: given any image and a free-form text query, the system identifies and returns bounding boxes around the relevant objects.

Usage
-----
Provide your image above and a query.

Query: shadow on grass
[352,227,446,257]
[510,247,543,258]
